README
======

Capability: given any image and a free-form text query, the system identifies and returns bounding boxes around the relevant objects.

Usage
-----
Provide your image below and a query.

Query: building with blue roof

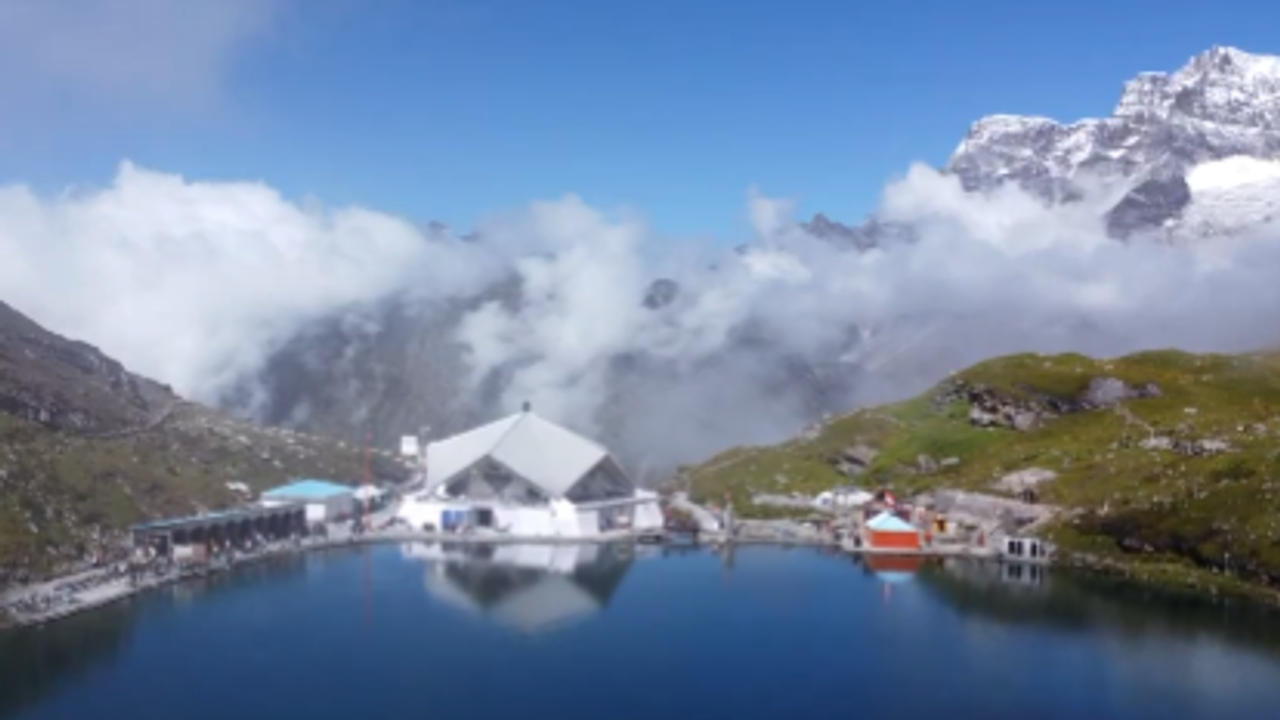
[260,479,356,525]
[865,510,922,550]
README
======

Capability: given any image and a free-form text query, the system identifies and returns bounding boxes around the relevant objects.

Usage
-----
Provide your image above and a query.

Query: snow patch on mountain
[1174,156,1280,242]
[1187,155,1280,191]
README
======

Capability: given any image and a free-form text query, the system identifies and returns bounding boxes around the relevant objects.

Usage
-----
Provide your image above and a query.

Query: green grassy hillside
[0,299,409,584]
[0,403,399,581]
[682,350,1280,597]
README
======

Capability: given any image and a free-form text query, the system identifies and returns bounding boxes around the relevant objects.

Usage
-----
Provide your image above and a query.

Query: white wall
[575,509,601,536]
[398,499,468,531]
[496,506,556,536]
[550,499,584,537]
[263,493,354,523]
[634,498,665,531]
[398,492,665,538]
[303,495,354,523]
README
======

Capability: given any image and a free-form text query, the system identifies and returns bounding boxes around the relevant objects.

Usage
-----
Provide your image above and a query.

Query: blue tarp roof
[867,511,918,533]
[262,479,353,500]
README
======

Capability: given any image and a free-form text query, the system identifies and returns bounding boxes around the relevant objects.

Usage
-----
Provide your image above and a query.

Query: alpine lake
[4,543,1280,720]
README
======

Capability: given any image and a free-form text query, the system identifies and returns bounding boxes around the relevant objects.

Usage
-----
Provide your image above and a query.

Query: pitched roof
[426,411,613,498]
[866,510,918,533]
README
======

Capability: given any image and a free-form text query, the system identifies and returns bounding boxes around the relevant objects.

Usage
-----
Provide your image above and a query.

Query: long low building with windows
[131,503,307,560]
[397,408,664,539]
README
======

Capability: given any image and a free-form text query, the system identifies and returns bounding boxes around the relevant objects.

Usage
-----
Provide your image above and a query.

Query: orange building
[866,510,922,550]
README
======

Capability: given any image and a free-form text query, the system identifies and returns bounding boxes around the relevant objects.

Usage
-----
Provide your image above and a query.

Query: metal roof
[131,503,302,533]
[866,511,918,533]
[425,411,614,498]
[261,479,354,500]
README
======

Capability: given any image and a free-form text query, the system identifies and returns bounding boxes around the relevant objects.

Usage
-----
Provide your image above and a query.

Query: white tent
[397,409,664,538]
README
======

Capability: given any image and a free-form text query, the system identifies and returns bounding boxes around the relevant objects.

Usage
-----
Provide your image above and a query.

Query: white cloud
[0,0,278,112]
[0,161,503,398]
[3,159,1280,471]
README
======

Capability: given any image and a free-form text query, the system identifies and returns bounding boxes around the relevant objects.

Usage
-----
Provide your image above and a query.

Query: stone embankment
[0,519,666,628]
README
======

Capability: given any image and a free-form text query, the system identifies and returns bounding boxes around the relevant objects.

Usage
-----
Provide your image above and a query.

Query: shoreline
[0,528,667,629]
[0,525,1009,630]
[5,528,1274,630]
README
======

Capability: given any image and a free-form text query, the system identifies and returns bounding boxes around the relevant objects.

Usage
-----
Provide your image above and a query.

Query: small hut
[866,510,922,551]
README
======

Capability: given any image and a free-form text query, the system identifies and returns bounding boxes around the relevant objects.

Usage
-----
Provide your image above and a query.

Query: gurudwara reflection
[401,543,636,633]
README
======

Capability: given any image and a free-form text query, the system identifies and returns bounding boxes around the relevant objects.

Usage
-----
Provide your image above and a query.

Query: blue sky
[3,0,1279,240]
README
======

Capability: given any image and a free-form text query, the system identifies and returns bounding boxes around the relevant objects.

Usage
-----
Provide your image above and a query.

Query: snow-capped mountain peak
[1115,46,1280,129]
[947,46,1280,238]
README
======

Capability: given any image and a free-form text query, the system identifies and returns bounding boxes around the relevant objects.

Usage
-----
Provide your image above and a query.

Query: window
[566,460,633,502]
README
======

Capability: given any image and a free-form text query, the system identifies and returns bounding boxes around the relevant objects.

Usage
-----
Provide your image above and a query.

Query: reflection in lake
[5,544,1280,720]
[0,598,136,719]
[402,543,635,632]
[919,556,1280,658]
[0,553,307,719]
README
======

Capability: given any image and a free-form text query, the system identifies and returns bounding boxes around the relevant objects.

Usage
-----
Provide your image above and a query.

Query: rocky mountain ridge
[948,45,1280,238]
[800,46,1280,246]
[0,301,170,434]
[0,300,401,583]
[231,46,1280,478]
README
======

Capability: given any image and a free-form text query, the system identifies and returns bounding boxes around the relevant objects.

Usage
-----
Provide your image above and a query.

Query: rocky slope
[0,300,404,583]
[683,349,1280,597]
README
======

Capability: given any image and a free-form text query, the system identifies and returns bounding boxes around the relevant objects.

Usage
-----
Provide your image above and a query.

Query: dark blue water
[5,543,1280,720]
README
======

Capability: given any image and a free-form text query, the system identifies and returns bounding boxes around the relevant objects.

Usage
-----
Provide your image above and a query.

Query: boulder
[1012,411,1040,431]
[1195,438,1231,455]
[834,461,865,478]
[841,443,878,467]
[969,407,1001,427]
[1139,435,1174,451]
[1079,376,1162,408]
[916,454,939,473]
[995,467,1058,493]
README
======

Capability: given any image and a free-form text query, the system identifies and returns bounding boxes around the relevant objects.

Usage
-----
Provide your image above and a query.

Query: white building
[353,484,388,509]
[999,535,1053,564]
[397,409,664,539]
[814,486,873,510]
[260,479,356,525]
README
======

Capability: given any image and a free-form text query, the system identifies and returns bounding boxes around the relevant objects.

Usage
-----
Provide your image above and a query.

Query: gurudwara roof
[426,410,613,497]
